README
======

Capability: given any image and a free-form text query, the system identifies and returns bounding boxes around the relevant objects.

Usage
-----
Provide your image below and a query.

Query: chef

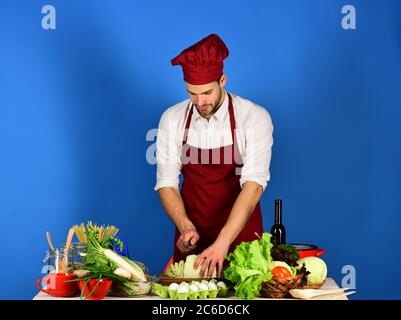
[155,34,273,278]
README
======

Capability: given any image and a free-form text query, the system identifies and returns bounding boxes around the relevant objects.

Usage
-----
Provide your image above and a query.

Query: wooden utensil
[63,228,75,266]
[46,232,55,251]
[289,288,351,299]
[64,228,75,252]
[46,231,66,272]
[309,291,356,300]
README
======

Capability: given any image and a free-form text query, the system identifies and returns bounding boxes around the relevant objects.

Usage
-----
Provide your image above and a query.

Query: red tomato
[272,266,292,279]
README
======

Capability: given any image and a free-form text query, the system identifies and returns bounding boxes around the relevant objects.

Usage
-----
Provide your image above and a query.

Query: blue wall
[0,0,400,299]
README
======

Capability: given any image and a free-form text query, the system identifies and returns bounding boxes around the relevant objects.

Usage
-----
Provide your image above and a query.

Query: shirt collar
[192,90,228,121]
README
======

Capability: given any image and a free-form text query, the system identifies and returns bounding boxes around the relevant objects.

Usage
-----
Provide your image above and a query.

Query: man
[155,34,273,278]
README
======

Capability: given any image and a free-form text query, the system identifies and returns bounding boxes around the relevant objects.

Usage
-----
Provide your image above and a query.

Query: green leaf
[223,233,273,299]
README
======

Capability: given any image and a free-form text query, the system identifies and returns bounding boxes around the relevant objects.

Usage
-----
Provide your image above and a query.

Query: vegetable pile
[222,234,328,299]
[270,244,309,284]
[72,224,150,299]
[223,233,273,299]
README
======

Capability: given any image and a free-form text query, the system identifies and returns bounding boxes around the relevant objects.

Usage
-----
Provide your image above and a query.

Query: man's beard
[195,88,223,116]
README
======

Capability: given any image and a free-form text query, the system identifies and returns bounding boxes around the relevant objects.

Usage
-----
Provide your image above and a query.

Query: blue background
[0,0,400,299]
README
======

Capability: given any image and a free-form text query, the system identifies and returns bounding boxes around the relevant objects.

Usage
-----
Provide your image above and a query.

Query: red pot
[36,273,78,297]
[290,244,325,260]
[77,278,113,300]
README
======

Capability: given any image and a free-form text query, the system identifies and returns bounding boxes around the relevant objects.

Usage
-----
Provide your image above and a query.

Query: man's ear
[220,74,227,88]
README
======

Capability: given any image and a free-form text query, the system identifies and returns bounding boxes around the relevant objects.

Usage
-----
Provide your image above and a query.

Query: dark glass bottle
[271,199,286,246]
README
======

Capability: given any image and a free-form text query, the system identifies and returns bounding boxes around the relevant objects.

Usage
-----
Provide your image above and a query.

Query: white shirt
[154,91,274,191]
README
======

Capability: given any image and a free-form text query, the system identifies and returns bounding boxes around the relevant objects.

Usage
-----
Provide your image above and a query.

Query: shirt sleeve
[239,108,273,191]
[154,110,182,191]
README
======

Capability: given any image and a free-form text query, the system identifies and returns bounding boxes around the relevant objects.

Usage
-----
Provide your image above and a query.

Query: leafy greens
[223,233,273,299]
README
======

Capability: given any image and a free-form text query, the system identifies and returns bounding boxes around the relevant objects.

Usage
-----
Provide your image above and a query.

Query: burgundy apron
[173,93,263,262]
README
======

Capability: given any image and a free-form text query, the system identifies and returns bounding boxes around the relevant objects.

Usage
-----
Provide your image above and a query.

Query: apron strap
[227,94,236,158]
[182,102,193,145]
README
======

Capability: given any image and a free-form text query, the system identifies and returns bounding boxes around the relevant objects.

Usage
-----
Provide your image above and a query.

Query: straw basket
[260,275,303,299]
[299,280,326,289]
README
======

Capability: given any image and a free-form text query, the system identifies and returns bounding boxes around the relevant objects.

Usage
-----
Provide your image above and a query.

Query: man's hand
[193,238,230,278]
[176,228,199,254]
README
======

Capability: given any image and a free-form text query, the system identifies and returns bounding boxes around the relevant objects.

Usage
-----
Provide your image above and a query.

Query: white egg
[168,283,179,291]
[208,282,218,290]
[217,281,227,289]
[177,285,189,293]
[198,283,208,291]
[189,284,199,292]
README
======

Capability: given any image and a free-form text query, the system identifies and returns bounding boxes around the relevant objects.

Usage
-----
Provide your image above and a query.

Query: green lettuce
[223,233,273,299]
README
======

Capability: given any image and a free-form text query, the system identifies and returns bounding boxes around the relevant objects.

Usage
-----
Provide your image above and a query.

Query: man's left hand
[194,238,230,278]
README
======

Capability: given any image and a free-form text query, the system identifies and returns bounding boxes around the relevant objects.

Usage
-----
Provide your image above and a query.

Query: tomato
[272,266,292,279]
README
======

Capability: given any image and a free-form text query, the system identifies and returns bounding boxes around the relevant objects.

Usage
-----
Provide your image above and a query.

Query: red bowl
[290,244,325,260]
[77,278,113,300]
[36,273,78,297]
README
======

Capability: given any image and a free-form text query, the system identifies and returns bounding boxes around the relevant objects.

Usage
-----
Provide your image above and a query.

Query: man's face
[185,75,227,119]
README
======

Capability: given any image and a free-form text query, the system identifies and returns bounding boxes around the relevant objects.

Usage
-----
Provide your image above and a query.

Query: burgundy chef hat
[171,34,229,85]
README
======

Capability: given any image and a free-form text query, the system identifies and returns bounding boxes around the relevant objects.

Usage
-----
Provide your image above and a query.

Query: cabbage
[296,257,327,284]
[165,260,184,277]
[184,255,217,278]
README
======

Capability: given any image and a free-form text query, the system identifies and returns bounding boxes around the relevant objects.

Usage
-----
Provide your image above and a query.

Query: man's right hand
[177,228,199,254]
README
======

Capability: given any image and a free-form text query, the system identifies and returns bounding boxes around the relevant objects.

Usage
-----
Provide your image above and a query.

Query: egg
[198,283,208,291]
[217,281,227,289]
[168,283,179,291]
[177,285,189,293]
[179,282,190,288]
[189,284,199,292]
[208,282,218,291]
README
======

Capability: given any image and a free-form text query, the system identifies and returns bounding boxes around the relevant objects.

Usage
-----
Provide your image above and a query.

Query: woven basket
[299,280,326,289]
[260,275,303,299]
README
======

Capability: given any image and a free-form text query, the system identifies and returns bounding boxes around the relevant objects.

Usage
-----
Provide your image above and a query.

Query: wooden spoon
[309,291,356,300]
[289,288,350,299]
[62,228,75,268]
[65,228,75,252]
[46,231,66,273]
[46,232,55,251]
